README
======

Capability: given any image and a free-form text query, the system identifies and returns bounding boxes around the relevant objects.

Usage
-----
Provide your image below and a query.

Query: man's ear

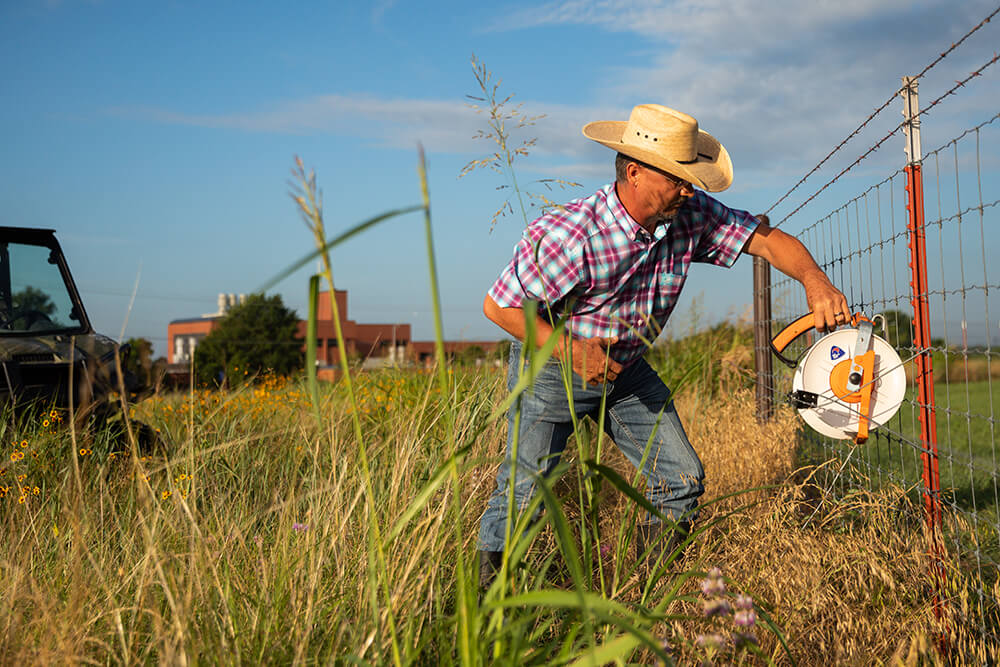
[625,160,643,184]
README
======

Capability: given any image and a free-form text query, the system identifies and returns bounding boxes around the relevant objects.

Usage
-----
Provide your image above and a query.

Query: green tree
[124,337,167,393]
[125,336,153,388]
[881,309,914,350]
[7,286,60,328]
[493,339,512,363]
[12,286,56,316]
[194,293,302,386]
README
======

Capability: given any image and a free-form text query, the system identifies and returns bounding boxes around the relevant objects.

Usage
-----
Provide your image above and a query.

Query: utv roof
[0,227,59,243]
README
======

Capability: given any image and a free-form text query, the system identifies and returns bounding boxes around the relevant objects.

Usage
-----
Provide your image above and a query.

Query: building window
[174,334,205,363]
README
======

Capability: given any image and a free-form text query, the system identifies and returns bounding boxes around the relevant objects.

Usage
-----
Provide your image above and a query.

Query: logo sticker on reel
[830,345,845,361]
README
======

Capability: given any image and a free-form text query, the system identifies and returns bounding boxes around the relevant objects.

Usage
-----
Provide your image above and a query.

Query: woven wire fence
[754,12,1000,646]
[769,113,999,511]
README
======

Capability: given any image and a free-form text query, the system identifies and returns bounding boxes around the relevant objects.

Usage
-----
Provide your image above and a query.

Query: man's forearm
[482,295,569,357]
[482,294,623,384]
[745,221,850,330]
[745,224,826,283]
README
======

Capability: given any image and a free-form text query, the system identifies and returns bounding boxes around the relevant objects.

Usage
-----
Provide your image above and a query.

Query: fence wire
[765,4,1000,220]
[759,104,1000,648]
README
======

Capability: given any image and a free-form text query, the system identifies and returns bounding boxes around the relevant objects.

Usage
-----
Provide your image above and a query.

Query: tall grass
[0,359,994,662]
[459,54,580,231]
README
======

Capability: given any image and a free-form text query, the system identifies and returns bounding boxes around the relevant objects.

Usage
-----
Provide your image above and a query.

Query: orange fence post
[901,75,947,629]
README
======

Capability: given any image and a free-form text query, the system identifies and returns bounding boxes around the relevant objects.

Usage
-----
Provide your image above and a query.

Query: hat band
[676,152,714,164]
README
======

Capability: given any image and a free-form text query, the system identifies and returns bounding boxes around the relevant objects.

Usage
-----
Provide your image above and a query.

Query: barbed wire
[765,3,1000,220]
[774,49,1000,229]
[799,171,901,235]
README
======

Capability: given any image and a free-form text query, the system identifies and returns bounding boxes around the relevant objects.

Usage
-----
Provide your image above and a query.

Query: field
[0,331,997,665]
[854,377,999,519]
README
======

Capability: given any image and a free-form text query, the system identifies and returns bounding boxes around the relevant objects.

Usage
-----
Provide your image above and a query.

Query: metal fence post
[753,256,773,423]
[901,75,947,626]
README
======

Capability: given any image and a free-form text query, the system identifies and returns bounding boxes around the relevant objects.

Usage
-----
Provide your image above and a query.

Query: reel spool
[771,312,906,443]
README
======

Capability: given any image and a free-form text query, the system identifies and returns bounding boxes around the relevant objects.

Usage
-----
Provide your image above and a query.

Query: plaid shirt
[488,183,759,365]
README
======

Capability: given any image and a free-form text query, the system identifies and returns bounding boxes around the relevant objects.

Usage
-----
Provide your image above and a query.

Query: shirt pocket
[655,271,687,319]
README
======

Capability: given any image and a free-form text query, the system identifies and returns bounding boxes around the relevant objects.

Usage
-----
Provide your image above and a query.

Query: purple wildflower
[734,593,754,610]
[734,608,757,628]
[700,569,726,597]
[695,633,727,650]
[702,598,733,617]
[734,631,758,648]
[292,522,308,532]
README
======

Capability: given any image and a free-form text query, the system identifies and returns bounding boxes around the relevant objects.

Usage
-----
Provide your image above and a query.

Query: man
[477,104,849,587]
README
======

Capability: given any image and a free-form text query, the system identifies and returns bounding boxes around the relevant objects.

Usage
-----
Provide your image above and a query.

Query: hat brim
[582,120,733,193]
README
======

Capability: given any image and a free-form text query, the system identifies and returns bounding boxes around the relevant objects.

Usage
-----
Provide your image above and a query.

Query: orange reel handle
[770,311,866,368]
[771,313,816,357]
[854,349,875,444]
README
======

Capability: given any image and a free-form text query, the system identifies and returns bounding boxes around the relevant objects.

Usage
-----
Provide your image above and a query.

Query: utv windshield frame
[0,226,92,337]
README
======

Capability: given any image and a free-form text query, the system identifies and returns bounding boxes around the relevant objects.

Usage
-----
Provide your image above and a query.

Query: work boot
[636,521,690,578]
[478,550,504,592]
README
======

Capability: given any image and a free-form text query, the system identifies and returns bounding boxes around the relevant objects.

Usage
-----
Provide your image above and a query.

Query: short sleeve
[488,228,584,308]
[690,193,760,268]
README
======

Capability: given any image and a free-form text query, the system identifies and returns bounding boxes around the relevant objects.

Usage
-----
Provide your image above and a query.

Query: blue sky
[2,0,998,356]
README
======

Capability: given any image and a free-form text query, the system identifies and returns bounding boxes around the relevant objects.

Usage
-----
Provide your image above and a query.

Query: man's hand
[566,336,623,386]
[803,272,851,332]
[483,296,624,385]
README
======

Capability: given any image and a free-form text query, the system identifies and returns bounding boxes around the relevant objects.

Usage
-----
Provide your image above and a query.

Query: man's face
[637,163,694,219]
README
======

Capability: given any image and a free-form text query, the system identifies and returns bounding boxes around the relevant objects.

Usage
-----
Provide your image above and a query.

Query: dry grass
[936,356,999,383]
[0,365,995,664]
[902,355,999,383]
[680,390,997,664]
[550,388,998,664]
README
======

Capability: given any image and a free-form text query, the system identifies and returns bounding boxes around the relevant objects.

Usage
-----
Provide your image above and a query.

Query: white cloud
[501,0,1000,213]
[113,0,1000,218]
[371,0,396,24]
[112,95,486,152]
[496,0,961,46]
[109,95,621,161]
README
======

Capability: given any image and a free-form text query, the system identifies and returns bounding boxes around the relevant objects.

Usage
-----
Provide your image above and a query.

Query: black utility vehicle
[0,227,142,426]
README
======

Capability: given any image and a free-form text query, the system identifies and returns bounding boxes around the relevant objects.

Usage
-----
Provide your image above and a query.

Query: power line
[82,288,486,316]
[79,286,229,304]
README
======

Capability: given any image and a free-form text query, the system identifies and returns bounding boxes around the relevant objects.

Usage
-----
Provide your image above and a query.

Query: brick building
[407,340,508,366]
[299,289,410,365]
[167,290,503,370]
[167,293,243,364]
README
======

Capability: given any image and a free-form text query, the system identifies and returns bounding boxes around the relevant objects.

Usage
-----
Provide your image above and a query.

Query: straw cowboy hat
[582,104,733,192]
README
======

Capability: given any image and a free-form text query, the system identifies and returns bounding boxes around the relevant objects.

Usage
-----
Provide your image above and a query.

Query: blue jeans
[478,341,704,552]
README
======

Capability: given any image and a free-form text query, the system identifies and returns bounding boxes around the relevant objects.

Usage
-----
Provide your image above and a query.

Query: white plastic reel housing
[791,328,907,440]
